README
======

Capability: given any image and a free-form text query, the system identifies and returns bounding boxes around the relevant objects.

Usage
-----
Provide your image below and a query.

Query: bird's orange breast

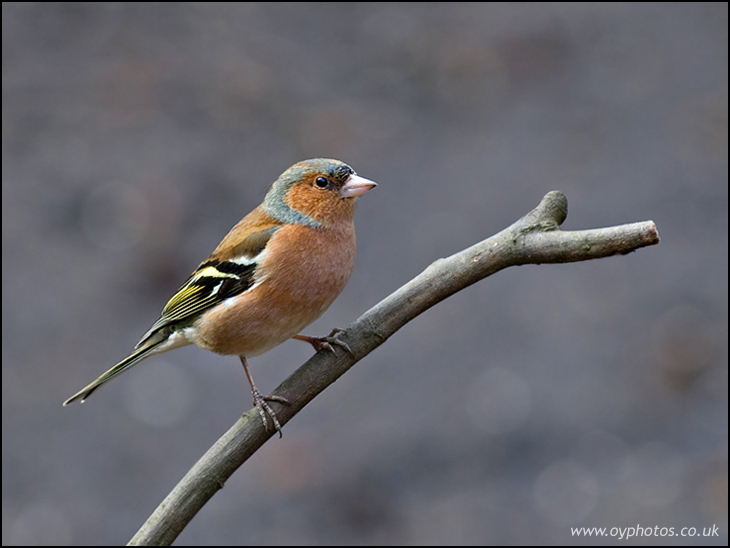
[192,221,356,357]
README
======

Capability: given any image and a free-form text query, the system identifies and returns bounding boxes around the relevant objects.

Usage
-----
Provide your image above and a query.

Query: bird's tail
[63,338,167,406]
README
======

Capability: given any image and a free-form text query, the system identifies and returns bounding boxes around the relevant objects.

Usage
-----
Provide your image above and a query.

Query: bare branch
[127,191,660,546]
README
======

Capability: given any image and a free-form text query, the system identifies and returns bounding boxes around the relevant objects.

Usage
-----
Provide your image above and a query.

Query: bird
[63,158,377,436]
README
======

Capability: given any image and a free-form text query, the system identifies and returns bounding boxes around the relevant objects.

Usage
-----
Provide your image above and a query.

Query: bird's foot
[294,328,353,356]
[251,389,290,438]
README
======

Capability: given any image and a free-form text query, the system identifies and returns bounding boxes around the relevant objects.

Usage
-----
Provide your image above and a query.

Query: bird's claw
[304,328,353,356]
[251,389,290,438]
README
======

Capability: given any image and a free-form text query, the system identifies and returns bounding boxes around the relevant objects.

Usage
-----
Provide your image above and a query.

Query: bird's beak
[340,174,377,198]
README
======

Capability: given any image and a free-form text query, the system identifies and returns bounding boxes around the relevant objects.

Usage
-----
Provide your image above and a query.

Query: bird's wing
[136,226,279,346]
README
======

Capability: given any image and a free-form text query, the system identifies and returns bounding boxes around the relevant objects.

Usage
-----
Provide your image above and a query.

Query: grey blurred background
[2,2,727,545]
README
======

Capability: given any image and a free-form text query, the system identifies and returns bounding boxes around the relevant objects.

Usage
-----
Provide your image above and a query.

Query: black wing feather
[136,227,278,346]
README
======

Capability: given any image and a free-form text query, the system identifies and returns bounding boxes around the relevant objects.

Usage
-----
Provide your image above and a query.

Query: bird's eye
[314,176,329,188]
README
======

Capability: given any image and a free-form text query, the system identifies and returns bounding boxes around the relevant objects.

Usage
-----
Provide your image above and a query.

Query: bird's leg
[292,328,353,356]
[240,356,289,438]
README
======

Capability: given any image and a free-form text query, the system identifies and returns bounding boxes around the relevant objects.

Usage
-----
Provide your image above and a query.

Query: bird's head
[264,158,377,228]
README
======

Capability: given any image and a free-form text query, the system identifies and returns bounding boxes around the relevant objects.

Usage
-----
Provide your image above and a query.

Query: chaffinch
[64,158,377,435]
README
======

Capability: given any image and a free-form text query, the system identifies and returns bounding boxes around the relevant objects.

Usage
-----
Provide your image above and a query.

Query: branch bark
[127,191,660,546]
